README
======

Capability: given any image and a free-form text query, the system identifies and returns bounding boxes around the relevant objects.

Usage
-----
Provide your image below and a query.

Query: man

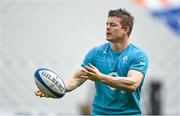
[35,8,149,115]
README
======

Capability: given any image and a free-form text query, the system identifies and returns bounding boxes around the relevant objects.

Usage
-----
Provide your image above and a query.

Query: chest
[94,53,131,76]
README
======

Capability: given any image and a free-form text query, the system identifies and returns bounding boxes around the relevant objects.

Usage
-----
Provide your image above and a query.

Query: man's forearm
[100,74,137,92]
[64,77,86,92]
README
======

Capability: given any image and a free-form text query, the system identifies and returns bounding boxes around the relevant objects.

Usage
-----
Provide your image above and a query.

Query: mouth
[106,32,111,37]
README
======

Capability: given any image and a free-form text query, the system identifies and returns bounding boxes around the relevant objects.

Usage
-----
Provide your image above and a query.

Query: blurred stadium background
[0,0,180,115]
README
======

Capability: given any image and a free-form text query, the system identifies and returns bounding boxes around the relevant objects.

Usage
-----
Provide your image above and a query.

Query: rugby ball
[34,68,66,98]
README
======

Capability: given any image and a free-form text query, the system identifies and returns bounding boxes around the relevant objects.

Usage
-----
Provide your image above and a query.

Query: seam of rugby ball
[35,68,65,98]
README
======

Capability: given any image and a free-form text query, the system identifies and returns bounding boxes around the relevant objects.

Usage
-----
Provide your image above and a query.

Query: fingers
[80,75,89,79]
[35,90,43,97]
[81,69,88,74]
[85,66,94,72]
[81,64,101,81]
[80,75,95,81]
[80,63,98,79]
[88,63,96,69]
[81,63,96,72]
[34,89,49,98]
[85,63,96,72]
[81,67,95,77]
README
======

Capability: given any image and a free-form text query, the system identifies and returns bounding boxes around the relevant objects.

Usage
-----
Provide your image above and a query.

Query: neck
[110,38,129,51]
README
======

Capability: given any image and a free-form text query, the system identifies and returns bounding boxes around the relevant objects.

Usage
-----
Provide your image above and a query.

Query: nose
[106,24,110,30]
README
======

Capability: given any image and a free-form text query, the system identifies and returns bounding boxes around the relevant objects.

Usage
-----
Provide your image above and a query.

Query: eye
[110,23,117,26]
[106,23,117,27]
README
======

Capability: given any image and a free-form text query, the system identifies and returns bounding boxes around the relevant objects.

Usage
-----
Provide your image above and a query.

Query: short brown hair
[108,8,134,37]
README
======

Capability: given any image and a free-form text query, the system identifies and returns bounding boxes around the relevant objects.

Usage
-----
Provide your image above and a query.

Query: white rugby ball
[34,68,66,98]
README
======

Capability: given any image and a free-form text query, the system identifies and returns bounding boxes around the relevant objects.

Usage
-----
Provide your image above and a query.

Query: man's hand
[34,87,49,98]
[80,63,102,81]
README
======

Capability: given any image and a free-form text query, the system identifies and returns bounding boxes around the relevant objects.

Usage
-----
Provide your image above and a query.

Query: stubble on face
[106,17,125,43]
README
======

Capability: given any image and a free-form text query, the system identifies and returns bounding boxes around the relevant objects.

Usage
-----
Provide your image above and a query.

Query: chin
[106,38,113,42]
[106,37,111,41]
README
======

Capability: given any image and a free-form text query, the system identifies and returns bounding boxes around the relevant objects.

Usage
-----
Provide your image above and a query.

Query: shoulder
[128,44,148,58]
[127,44,149,65]
[89,42,109,53]
[82,43,109,66]
[84,42,109,59]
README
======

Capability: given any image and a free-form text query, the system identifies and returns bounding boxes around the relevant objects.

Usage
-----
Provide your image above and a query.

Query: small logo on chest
[122,56,128,63]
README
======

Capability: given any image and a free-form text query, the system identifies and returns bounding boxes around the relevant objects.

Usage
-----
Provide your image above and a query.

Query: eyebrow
[106,22,118,25]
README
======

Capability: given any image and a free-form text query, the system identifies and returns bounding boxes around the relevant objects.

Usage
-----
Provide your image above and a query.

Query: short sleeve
[81,48,96,68]
[129,52,149,77]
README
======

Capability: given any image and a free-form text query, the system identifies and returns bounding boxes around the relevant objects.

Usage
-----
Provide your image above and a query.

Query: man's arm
[81,63,143,92]
[100,70,143,92]
[64,67,87,92]
[35,66,87,97]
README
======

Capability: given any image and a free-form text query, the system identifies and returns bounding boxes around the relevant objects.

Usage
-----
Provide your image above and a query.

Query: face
[106,16,126,42]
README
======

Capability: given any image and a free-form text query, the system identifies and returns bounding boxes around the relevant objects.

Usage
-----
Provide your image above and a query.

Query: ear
[123,26,130,35]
